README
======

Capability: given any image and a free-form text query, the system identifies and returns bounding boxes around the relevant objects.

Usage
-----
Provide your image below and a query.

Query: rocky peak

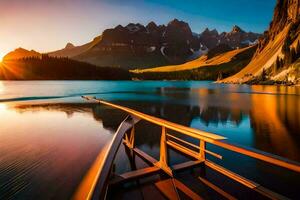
[201,28,219,37]
[114,25,125,31]
[203,28,210,33]
[210,29,219,35]
[65,43,75,49]
[270,0,300,36]
[200,25,261,50]
[167,19,192,32]
[254,0,300,55]
[231,25,244,33]
[168,18,180,25]
[199,28,220,49]
[125,23,145,32]
[146,21,158,31]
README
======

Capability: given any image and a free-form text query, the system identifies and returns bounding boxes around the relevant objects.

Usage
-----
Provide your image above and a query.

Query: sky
[0,0,276,60]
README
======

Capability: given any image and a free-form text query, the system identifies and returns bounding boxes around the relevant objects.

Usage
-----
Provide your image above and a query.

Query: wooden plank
[167,140,200,160]
[167,133,201,150]
[155,179,180,200]
[159,126,173,177]
[73,115,140,200]
[109,166,160,185]
[212,140,300,173]
[81,97,298,200]
[199,140,206,160]
[121,166,160,179]
[205,160,289,200]
[126,146,173,177]
[83,96,300,173]
[255,186,290,200]
[140,184,167,200]
[123,141,158,165]
[173,179,204,200]
[132,147,158,164]
[172,160,204,171]
[198,177,237,200]
[167,134,222,160]
[205,160,259,189]
[156,178,203,200]
[83,96,226,141]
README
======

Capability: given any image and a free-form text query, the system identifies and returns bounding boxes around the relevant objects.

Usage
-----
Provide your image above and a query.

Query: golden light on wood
[83,96,300,173]
[79,96,300,200]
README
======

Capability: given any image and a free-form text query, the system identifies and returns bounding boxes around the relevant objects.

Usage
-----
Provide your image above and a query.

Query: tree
[296,40,300,58]
[282,36,291,55]
[290,47,297,63]
[275,56,281,72]
[261,68,267,81]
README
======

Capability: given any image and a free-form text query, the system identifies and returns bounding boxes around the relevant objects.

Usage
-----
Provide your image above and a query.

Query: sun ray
[0,60,26,80]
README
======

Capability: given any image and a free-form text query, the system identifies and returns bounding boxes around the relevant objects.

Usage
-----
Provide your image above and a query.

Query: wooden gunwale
[79,96,300,200]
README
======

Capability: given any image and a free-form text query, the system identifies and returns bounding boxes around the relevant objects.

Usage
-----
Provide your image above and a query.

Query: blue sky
[101,0,276,32]
[0,0,276,58]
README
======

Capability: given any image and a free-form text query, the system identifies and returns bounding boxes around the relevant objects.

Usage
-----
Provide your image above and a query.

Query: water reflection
[0,103,116,200]
[0,81,299,199]
[116,85,300,162]
[250,93,300,161]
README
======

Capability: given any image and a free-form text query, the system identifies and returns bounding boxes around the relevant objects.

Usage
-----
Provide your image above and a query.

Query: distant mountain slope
[48,36,101,57]
[221,26,291,83]
[73,20,261,70]
[3,48,41,61]
[221,0,300,84]
[73,19,199,69]
[199,26,261,49]
[132,45,257,80]
[133,45,254,73]
[3,19,261,71]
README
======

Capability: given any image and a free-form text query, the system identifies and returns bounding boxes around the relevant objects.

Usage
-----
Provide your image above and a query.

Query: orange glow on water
[0,103,114,198]
[0,103,7,112]
[0,81,4,94]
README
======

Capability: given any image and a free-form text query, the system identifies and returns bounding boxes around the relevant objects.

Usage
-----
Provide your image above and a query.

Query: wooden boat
[73,96,300,200]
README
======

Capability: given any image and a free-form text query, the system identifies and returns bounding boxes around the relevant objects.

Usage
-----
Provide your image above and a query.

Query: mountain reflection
[250,93,300,161]
[9,91,300,163]
[0,102,114,200]
[1,89,299,199]
[12,103,127,130]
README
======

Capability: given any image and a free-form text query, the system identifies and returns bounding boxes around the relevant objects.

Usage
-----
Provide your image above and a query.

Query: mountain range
[3,19,261,70]
[221,0,300,84]
[134,0,300,84]
[2,0,299,84]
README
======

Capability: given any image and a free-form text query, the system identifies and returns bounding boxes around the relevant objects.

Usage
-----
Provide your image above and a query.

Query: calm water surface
[0,81,299,199]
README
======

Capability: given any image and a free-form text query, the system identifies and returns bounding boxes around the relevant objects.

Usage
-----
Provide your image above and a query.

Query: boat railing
[74,96,300,200]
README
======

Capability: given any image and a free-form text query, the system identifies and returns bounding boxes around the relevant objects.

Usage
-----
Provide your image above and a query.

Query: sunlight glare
[0,104,7,112]
[0,81,4,94]
[0,53,4,63]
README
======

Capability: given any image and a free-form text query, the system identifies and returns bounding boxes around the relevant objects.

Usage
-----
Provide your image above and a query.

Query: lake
[0,81,299,199]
